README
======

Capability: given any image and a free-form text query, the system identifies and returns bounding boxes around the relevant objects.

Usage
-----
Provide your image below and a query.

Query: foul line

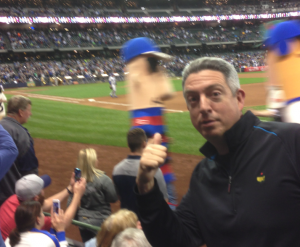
[89,99,184,112]
[7,93,184,112]
[9,91,81,103]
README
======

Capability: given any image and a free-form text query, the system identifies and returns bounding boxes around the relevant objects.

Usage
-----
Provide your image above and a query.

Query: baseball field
[5,71,268,241]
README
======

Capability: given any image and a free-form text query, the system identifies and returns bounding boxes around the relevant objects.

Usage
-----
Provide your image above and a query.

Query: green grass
[22,97,130,147]
[21,76,266,99]
[9,94,204,155]
[17,95,269,156]
[4,73,269,156]
[239,77,266,85]
[15,97,203,155]
[25,82,128,98]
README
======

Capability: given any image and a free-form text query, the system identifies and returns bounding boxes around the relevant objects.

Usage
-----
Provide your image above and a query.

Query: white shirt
[109,76,116,87]
[5,230,68,247]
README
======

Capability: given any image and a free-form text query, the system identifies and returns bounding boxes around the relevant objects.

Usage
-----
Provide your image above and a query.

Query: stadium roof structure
[0,11,298,24]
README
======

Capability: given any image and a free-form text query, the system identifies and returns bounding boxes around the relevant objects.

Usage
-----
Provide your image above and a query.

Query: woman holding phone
[68,148,118,243]
[5,201,68,247]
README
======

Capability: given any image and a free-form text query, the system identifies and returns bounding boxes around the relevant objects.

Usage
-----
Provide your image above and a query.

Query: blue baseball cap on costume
[265,20,300,56]
[122,37,173,63]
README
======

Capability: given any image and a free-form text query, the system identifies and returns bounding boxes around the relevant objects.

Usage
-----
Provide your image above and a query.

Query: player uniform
[109,76,117,98]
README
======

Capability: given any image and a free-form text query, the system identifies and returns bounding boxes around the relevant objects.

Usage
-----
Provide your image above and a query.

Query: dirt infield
[36,138,203,241]
[238,72,267,78]
[6,74,267,242]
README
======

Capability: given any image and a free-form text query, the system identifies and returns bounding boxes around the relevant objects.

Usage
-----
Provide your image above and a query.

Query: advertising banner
[244,66,267,72]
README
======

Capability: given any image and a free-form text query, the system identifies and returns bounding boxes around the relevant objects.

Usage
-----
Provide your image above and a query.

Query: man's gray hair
[182,57,240,96]
[111,228,152,247]
[7,95,31,115]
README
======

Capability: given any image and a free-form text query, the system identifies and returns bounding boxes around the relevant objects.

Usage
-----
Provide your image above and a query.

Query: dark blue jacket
[136,111,300,247]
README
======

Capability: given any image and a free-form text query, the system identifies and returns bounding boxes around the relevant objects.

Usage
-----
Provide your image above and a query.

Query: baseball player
[109,74,117,98]
[0,85,7,120]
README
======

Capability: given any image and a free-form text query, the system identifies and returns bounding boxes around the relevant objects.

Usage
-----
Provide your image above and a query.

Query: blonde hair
[97,209,138,247]
[77,148,104,183]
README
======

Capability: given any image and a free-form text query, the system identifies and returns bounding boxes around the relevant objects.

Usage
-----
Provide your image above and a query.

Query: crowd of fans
[0,33,6,50]
[0,96,153,246]
[0,50,266,85]
[210,1,300,15]
[0,56,125,84]
[0,26,263,51]
[7,31,51,50]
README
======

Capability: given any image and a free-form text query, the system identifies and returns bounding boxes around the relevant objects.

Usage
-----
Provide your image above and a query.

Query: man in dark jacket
[0,95,38,205]
[135,57,300,247]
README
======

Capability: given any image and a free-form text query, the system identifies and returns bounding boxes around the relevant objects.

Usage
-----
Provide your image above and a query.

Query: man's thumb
[153,133,162,145]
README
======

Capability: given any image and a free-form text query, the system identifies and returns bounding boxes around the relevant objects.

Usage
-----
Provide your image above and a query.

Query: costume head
[265,20,300,102]
[122,37,174,110]
[264,20,300,122]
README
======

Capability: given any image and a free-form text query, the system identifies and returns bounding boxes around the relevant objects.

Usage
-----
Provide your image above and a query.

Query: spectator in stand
[113,128,167,217]
[0,124,18,247]
[134,57,300,247]
[69,148,118,243]
[111,228,151,247]
[85,209,142,247]
[5,201,68,247]
[0,173,86,241]
[0,95,36,206]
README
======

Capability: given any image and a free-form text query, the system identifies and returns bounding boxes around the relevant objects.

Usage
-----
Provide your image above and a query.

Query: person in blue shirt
[0,124,19,247]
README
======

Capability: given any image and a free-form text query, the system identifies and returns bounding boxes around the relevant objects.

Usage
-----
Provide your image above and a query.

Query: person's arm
[102,175,119,203]
[50,208,68,247]
[0,125,18,181]
[136,180,204,247]
[136,133,204,247]
[63,177,86,229]
[154,168,168,200]
[43,173,75,211]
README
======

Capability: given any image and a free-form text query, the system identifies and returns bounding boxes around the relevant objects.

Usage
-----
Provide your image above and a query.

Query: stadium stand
[0,0,290,244]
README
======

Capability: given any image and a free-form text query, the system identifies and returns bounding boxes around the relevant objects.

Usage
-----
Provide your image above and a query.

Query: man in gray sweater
[113,128,167,217]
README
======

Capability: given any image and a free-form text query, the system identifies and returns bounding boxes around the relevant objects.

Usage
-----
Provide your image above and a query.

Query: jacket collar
[3,116,25,128]
[127,155,141,160]
[200,111,260,158]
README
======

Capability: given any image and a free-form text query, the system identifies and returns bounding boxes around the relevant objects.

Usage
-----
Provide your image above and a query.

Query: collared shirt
[113,155,167,217]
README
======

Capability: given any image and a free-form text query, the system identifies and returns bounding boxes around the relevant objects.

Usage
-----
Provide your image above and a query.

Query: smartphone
[53,199,60,214]
[74,168,81,182]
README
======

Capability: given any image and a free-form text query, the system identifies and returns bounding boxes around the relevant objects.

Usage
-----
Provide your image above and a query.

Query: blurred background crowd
[0,50,266,85]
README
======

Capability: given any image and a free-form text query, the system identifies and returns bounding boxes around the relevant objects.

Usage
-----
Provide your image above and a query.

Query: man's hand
[73,177,86,198]
[51,207,66,232]
[136,133,167,194]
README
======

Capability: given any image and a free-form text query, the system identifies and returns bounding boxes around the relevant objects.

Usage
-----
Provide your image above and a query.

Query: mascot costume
[264,20,300,123]
[122,37,177,209]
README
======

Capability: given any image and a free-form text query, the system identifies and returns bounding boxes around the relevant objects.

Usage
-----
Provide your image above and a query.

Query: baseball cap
[15,174,51,201]
[122,37,173,63]
[264,20,300,56]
